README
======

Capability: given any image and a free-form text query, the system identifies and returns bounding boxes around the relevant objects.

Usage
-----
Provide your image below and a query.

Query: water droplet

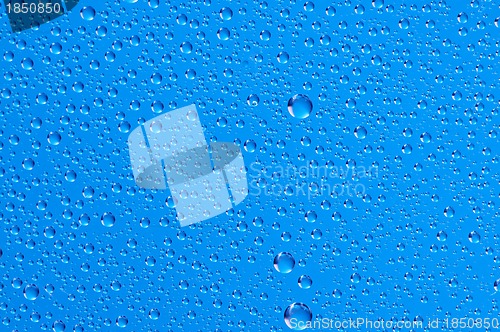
[149,308,160,320]
[346,98,357,109]
[350,273,361,283]
[457,12,468,23]
[21,57,34,70]
[298,275,312,289]
[80,6,96,21]
[437,231,447,242]
[118,121,131,133]
[96,26,107,37]
[180,41,193,54]
[47,132,62,145]
[247,94,260,107]
[288,94,313,119]
[402,144,412,154]
[145,256,156,266]
[150,73,162,84]
[284,303,312,330]
[50,42,62,54]
[185,69,197,79]
[65,170,77,182]
[304,210,317,222]
[443,206,455,218]
[217,27,231,40]
[186,109,198,121]
[111,280,122,291]
[399,18,410,29]
[311,229,322,240]
[220,7,233,20]
[116,316,128,328]
[101,212,116,227]
[149,120,162,133]
[244,139,256,152]
[273,252,295,273]
[44,226,56,238]
[31,117,42,129]
[179,280,189,290]
[23,284,39,300]
[420,132,432,143]
[52,320,66,332]
[22,158,35,170]
[277,51,290,64]
[468,231,480,243]
[260,30,271,41]
[151,101,165,113]
[354,126,367,139]
[326,6,336,16]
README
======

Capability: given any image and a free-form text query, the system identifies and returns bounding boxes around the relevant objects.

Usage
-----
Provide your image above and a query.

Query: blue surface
[0,0,499,331]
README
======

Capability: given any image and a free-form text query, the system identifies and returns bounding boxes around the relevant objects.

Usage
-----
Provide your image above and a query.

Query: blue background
[0,0,499,331]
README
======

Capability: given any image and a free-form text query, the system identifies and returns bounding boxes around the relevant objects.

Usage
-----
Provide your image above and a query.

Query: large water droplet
[436,231,447,242]
[101,212,116,227]
[23,284,40,300]
[402,144,412,154]
[354,126,367,139]
[273,252,295,273]
[372,0,384,8]
[468,231,480,243]
[52,320,66,332]
[247,94,260,107]
[217,27,231,40]
[284,302,313,330]
[47,132,62,145]
[287,94,313,119]
[443,206,455,218]
[420,132,432,143]
[116,316,128,328]
[298,275,313,289]
[80,6,96,21]
[219,7,233,20]
[149,308,161,320]
[149,120,162,133]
